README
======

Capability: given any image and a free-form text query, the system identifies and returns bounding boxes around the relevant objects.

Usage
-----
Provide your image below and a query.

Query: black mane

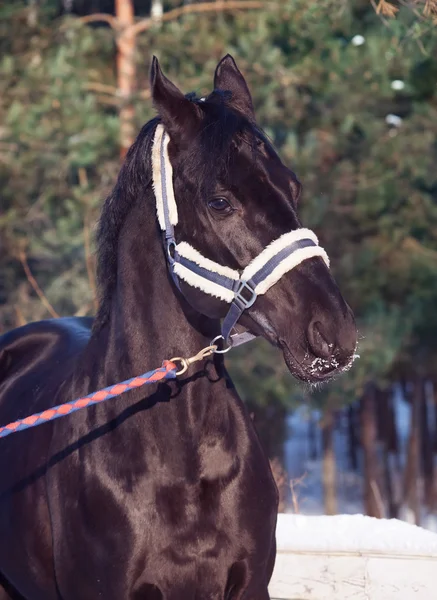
[93,91,263,331]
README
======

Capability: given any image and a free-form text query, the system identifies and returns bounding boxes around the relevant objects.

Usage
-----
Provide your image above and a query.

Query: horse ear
[150,56,199,139]
[213,54,255,119]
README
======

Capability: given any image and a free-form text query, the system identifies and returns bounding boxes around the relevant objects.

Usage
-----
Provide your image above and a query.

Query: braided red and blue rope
[0,360,177,439]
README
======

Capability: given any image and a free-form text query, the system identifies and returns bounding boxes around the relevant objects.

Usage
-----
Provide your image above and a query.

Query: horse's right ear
[150,56,199,140]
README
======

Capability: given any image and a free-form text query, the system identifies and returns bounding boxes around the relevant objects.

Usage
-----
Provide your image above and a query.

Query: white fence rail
[269,514,437,600]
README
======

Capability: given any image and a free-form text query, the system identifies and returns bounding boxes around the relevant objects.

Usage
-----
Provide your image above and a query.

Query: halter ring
[211,335,234,354]
[170,357,189,376]
[167,240,176,262]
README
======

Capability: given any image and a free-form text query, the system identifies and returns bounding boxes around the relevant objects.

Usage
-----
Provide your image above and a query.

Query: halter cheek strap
[152,124,330,346]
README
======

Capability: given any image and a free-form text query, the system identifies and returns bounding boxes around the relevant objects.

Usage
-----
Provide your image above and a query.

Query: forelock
[176,90,263,197]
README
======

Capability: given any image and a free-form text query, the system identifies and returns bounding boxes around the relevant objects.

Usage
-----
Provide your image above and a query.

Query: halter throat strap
[152,124,330,346]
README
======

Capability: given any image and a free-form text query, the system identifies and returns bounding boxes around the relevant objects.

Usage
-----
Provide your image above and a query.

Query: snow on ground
[276,513,437,555]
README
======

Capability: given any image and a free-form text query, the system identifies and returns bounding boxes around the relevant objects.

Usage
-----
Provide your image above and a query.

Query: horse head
[111,55,358,384]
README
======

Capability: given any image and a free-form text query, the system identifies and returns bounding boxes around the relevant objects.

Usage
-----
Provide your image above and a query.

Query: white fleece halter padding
[173,263,235,302]
[176,242,239,280]
[173,233,329,302]
[252,245,330,295]
[242,229,322,279]
[152,124,178,229]
[241,228,330,296]
[173,242,239,301]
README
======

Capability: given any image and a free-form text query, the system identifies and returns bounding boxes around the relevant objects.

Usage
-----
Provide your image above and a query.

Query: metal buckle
[234,280,257,309]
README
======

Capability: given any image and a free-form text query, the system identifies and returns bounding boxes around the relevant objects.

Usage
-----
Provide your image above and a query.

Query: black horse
[0,56,356,599]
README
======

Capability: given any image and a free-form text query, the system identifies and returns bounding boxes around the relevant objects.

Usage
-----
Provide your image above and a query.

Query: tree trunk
[322,408,337,515]
[404,378,422,525]
[420,381,434,509]
[382,443,398,518]
[116,0,136,159]
[377,388,399,519]
[308,410,318,461]
[387,389,399,453]
[347,403,359,471]
[387,389,402,516]
[360,385,383,518]
[433,382,437,453]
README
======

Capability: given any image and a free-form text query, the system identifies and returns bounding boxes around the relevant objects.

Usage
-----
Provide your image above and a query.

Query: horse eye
[208,197,233,214]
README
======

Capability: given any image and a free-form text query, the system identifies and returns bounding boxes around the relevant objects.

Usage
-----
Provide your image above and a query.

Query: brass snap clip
[170,344,217,376]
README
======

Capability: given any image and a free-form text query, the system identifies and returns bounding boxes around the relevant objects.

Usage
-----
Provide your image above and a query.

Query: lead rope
[0,343,219,440]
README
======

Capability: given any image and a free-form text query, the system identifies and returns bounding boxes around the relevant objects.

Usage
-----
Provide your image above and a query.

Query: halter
[152,124,330,347]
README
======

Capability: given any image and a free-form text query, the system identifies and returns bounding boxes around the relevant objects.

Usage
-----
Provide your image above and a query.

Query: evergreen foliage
[1,0,437,413]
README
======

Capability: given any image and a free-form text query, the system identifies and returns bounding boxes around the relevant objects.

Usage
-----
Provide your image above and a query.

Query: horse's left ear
[150,56,199,140]
[213,54,255,119]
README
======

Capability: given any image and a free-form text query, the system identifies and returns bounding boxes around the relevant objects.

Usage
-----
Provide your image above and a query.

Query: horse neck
[88,186,221,385]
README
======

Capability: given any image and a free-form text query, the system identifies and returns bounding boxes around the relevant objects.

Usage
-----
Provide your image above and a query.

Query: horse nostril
[307,320,333,359]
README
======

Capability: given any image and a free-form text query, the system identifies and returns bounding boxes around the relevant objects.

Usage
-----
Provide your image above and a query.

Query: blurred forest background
[1,0,437,528]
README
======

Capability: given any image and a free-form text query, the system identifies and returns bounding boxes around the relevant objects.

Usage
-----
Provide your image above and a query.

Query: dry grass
[270,458,309,514]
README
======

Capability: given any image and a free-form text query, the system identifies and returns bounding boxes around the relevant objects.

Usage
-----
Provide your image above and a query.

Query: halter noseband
[152,124,330,347]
